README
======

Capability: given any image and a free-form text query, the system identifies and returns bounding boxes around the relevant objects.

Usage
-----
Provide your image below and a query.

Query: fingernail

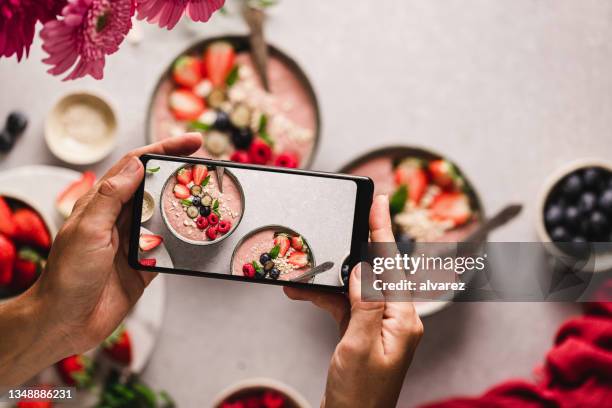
[183,132,201,138]
[377,194,389,204]
[120,157,141,175]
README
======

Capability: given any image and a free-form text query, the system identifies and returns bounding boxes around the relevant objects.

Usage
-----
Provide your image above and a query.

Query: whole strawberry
[56,355,92,387]
[0,234,16,287]
[103,325,132,365]
[12,247,43,291]
[13,209,51,249]
[0,196,16,237]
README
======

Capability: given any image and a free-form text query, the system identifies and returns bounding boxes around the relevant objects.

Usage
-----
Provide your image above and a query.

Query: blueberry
[341,264,350,284]
[199,205,211,217]
[192,196,201,207]
[589,211,609,239]
[269,268,280,280]
[562,174,583,199]
[213,110,230,131]
[5,111,27,136]
[582,167,604,190]
[0,129,13,152]
[599,189,612,214]
[260,253,271,265]
[564,206,581,230]
[544,204,565,228]
[578,192,597,214]
[231,128,253,150]
[550,226,570,242]
[255,267,267,279]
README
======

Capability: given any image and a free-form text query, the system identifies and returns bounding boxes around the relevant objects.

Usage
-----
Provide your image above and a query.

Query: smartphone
[128,154,373,293]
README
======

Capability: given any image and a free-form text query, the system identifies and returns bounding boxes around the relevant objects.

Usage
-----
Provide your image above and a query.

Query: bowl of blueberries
[537,159,612,272]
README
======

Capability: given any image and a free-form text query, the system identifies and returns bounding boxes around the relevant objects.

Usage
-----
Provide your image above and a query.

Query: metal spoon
[290,261,335,282]
[216,165,225,193]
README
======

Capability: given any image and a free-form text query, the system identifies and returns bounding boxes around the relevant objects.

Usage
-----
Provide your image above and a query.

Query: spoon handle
[242,5,270,91]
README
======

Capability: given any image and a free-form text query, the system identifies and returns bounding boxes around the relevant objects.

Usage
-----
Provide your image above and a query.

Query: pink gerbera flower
[137,0,224,30]
[40,0,135,80]
[0,0,65,60]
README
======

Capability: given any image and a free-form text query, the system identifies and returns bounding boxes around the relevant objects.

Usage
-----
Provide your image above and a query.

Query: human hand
[284,195,423,408]
[0,134,201,387]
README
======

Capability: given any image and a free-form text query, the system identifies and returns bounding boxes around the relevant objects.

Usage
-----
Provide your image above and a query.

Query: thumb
[343,264,384,347]
[82,157,144,230]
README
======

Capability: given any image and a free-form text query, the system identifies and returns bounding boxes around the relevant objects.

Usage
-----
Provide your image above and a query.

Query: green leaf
[133,383,157,407]
[146,166,160,174]
[389,185,408,215]
[159,391,176,408]
[201,175,210,187]
[212,199,220,216]
[258,114,268,133]
[225,65,239,87]
[18,247,41,263]
[181,199,192,207]
[269,244,280,259]
[252,261,262,273]
[188,121,211,132]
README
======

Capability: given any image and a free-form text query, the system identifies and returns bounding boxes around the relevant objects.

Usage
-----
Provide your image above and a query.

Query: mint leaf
[269,244,280,259]
[258,114,268,133]
[252,261,262,273]
[201,175,210,187]
[212,199,220,216]
[146,166,160,174]
[226,65,239,87]
[390,185,408,215]
[189,121,211,132]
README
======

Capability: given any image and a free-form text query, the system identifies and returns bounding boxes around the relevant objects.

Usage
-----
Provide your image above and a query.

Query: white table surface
[2,0,607,405]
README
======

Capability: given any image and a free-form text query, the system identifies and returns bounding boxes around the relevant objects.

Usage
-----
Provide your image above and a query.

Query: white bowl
[211,378,311,408]
[536,158,612,272]
[45,91,117,165]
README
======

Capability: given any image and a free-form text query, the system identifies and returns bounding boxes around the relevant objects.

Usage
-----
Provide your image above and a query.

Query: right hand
[284,195,424,407]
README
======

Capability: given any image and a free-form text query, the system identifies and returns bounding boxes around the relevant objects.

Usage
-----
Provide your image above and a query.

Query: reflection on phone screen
[138,159,357,287]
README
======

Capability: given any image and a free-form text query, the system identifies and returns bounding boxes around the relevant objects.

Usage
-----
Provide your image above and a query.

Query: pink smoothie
[162,167,243,243]
[149,52,317,166]
[232,229,312,281]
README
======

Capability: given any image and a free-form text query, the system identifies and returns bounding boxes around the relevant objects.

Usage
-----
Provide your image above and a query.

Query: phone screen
[131,155,372,290]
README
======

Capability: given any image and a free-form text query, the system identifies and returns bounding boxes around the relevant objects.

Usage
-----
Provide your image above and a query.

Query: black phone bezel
[128,154,374,293]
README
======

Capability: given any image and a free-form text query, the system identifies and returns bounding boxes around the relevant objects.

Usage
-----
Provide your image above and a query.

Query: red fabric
[420,302,612,408]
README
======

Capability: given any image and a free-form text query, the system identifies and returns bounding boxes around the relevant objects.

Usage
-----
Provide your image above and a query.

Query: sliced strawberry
[0,234,16,287]
[12,247,42,291]
[176,167,193,185]
[13,209,51,249]
[172,55,203,88]
[17,400,53,408]
[139,258,157,267]
[274,234,290,257]
[139,234,163,251]
[169,88,205,121]
[429,191,472,227]
[394,161,428,205]
[192,164,209,186]
[103,325,132,365]
[56,355,92,387]
[288,251,309,268]
[290,235,304,251]
[428,159,461,190]
[173,184,191,199]
[204,41,236,87]
[0,196,16,237]
[55,171,96,218]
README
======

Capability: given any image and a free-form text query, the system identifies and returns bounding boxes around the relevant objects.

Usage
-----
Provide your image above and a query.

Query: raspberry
[196,216,208,230]
[274,152,299,168]
[218,219,231,234]
[206,225,218,240]
[207,213,219,225]
[230,150,250,163]
[248,139,272,164]
[242,263,255,278]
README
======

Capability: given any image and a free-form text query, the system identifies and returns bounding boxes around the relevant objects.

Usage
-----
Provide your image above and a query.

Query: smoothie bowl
[160,164,245,246]
[231,225,315,282]
[340,146,484,244]
[147,36,321,168]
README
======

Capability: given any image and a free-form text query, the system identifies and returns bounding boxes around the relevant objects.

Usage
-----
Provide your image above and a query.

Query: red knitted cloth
[420,302,612,408]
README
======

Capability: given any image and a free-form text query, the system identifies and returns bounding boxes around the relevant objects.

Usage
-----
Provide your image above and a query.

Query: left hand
[0,134,202,387]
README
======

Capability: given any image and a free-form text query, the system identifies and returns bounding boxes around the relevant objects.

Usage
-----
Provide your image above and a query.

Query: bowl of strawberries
[212,378,311,408]
[146,36,321,169]
[0,193,54,298]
